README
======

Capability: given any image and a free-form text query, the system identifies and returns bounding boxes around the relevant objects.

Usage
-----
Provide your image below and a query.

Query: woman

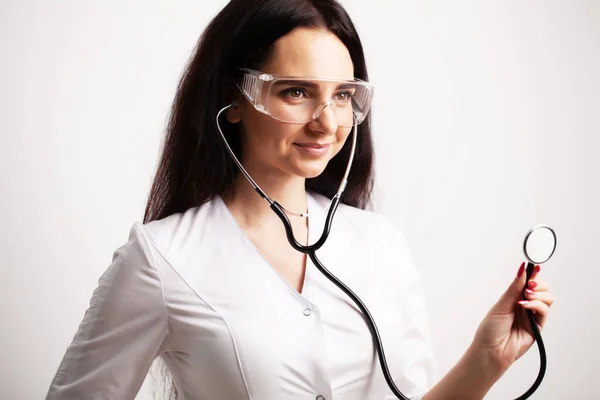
[46,0,554,399]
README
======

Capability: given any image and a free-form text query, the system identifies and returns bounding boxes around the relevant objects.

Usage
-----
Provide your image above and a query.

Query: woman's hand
[423,262,554,400]
[470,262,554,373]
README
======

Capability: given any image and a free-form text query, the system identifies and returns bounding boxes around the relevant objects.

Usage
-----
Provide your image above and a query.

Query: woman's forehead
[260,28,354,80]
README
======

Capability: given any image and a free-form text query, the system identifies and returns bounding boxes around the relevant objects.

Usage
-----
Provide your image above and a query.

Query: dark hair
[143,0,374,226]
[147,1,374,395]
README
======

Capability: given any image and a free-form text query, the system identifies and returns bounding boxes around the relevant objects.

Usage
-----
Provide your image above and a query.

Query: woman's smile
[293,142,332,156]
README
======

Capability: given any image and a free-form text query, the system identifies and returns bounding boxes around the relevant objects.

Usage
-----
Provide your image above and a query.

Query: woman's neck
[222,167,308,230]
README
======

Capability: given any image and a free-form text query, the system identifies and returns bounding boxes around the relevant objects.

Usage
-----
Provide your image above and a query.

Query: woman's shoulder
[139,197,222,260]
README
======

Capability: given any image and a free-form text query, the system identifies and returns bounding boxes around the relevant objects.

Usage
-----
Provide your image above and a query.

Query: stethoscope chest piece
[523,224,557,265]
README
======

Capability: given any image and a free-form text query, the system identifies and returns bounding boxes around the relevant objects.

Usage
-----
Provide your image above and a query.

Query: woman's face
[228,28,354,180]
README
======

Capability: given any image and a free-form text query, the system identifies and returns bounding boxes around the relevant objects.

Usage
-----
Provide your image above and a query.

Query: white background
[1,0,598,398]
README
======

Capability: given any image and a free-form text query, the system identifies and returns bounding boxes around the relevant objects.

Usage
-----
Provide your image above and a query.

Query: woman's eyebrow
[273,80,355,90]
[336,83,355,90]
[273,80,318,89]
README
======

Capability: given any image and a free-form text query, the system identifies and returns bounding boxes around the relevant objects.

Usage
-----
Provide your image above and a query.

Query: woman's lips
[293,143,331,156]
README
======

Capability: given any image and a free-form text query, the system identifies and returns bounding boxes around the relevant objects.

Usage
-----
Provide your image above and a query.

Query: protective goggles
[236,68,374,128]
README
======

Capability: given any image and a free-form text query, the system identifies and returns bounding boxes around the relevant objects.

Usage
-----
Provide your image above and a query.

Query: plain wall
[1,0,598,398]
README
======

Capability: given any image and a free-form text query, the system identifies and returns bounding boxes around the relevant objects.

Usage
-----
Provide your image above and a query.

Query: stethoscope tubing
[309,249,411,399]
[273,203,547,400]
[515,262,547,400]
[216,103,546,399]
[271,198,411,399]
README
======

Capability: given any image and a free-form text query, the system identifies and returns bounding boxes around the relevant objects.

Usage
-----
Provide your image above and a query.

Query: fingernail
[534,265,541,273]
[517,262,525,278]
[529,281,537,289]
[518,300,529,305]
[525,289,535,296]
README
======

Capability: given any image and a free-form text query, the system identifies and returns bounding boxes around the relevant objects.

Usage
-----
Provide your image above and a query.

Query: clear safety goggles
[236,68,374,128]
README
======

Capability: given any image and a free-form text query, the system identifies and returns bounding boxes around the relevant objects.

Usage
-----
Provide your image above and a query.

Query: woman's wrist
[459,345,507,397]
[423,345,507,400]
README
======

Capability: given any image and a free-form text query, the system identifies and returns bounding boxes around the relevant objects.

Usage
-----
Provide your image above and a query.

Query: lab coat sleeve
[386,224,437,400]
[46,222,170,400]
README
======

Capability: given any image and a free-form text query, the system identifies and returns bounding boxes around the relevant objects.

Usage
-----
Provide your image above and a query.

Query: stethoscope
[216,103,556,399]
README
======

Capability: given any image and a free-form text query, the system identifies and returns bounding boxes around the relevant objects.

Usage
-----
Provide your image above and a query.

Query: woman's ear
[226,100,243,123]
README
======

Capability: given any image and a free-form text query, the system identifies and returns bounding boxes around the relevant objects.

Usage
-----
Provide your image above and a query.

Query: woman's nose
[309,100,338,134]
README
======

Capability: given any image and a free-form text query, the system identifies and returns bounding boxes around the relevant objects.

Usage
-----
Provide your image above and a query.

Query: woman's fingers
[518,299,550,328]
[529,264,542,280]
[524,287,554,307]
[527,279,548,292]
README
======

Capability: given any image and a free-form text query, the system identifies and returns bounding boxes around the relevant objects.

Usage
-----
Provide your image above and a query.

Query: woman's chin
[286,157,333,179]
[297,163,329,179]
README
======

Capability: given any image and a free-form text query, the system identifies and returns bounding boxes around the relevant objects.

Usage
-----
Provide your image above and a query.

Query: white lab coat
[46,192,435,399]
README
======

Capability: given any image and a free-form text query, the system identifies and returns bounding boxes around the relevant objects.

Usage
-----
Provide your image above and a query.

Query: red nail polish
[534,265,541,273]
[517,262,525,277]
[529,281,537,289]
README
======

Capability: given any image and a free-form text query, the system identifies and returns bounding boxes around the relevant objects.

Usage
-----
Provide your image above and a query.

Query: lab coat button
[303,308,312,316]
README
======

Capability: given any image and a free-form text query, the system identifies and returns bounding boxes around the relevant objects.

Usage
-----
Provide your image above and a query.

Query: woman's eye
[282,88,307,99]
[335,91,353,101]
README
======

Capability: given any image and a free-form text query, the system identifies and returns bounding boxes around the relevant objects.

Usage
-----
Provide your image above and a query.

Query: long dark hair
[143,0,374,226]
[147,1,374,395]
